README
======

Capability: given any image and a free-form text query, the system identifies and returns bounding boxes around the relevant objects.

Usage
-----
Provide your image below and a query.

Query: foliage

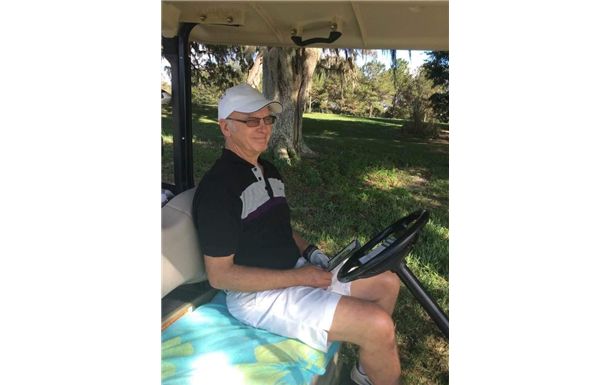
[358,60,394,117]
[421,51,449,123]
[310,50,359,114]
[187,44,260,104]
[309,55,446,137]
[396,70,439,138]
[383,59,414,118]
[189,44,251,87]
[310,56,397,118]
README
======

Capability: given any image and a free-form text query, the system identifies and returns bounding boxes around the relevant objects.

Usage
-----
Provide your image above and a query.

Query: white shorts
[225,257,351,352]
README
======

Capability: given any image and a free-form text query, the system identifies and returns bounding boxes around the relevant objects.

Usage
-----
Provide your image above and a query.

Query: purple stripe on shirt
[243,196,287,223]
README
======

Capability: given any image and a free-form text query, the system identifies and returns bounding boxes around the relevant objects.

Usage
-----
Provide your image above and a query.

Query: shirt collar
[221,148,262,168]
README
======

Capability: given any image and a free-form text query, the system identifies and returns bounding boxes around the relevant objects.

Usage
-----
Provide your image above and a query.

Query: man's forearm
[209,263,302,292]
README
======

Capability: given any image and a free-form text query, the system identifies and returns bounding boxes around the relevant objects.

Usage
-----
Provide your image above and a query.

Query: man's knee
[378,271,401,295]
[329,297,395,345]
[364,307,396,346]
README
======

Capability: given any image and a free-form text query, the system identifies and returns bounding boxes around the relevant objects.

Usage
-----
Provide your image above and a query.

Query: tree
[421,51,449,122]
[360,60,394,117]
[383,59,413,118]
[263,47,321,164]
[316,49,359,103]
[396,70,437,138]
[310,49,380,116]
[184,44,263,104]
[308,70,328,113]
[246,49,264,89]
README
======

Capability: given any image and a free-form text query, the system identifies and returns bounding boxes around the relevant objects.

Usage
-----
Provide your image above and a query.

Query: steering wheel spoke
[338,210,429,283]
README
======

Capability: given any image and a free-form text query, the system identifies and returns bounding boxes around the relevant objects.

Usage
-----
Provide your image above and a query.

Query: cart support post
[162,23,196,193]
[394,262,449,338]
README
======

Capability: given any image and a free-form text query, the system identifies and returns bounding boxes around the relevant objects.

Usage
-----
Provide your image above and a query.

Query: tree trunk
[246,50,264,89]
[263,47,321,164]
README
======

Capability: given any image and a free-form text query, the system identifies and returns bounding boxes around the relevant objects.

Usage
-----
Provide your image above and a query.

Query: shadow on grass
[303,116,448,144]
[279,132,448,279]
[303,116,403,141]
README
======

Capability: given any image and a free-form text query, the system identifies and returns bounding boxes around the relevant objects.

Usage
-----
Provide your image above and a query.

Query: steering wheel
[337,209,429,283]
[336,209,449,338]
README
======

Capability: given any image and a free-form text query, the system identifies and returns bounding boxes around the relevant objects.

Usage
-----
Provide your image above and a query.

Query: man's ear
[219,119,231,138]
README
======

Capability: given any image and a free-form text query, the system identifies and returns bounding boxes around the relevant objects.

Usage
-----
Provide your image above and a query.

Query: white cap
[218,84,283,120]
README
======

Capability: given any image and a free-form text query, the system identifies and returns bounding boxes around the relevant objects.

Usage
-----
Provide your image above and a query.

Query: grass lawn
[162,103,449,385]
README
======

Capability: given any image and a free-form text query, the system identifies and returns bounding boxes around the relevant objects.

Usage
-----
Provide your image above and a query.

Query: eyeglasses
[226,115,277,127]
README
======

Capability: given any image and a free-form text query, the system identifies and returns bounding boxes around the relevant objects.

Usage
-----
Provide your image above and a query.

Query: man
[192,84,402,385]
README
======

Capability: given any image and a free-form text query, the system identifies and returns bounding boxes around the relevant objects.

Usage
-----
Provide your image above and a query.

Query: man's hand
[303,245,330,269]
[294,265,332,288]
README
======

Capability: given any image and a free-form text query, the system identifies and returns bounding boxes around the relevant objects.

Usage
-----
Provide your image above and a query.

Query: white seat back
[162,188,206,297]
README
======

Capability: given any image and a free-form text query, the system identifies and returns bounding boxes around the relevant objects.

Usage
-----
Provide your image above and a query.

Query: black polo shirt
[192,149,300,270]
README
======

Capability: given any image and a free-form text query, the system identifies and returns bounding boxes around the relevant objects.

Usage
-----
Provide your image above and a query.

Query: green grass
[162,104,449,385]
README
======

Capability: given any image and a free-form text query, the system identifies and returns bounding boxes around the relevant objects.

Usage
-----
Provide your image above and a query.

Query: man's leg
[328,295,400,385]
[328,271,402,385]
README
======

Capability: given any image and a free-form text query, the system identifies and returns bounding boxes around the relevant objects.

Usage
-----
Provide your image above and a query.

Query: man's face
[223,107,274,156]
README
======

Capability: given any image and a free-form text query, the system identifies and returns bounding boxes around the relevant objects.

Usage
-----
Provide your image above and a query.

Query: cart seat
[162,188,206,298]
[161,188,342,385]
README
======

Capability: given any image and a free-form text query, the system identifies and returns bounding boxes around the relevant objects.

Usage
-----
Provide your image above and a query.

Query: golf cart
[161,1,448,384]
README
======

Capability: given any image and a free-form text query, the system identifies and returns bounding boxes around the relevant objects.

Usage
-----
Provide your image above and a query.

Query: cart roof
[162,1,448,50]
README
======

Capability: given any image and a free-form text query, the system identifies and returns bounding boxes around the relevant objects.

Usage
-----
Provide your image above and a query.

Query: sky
[356,49,429,73]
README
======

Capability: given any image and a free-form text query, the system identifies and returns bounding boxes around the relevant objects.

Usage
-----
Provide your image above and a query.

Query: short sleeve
[192,180,242,257]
